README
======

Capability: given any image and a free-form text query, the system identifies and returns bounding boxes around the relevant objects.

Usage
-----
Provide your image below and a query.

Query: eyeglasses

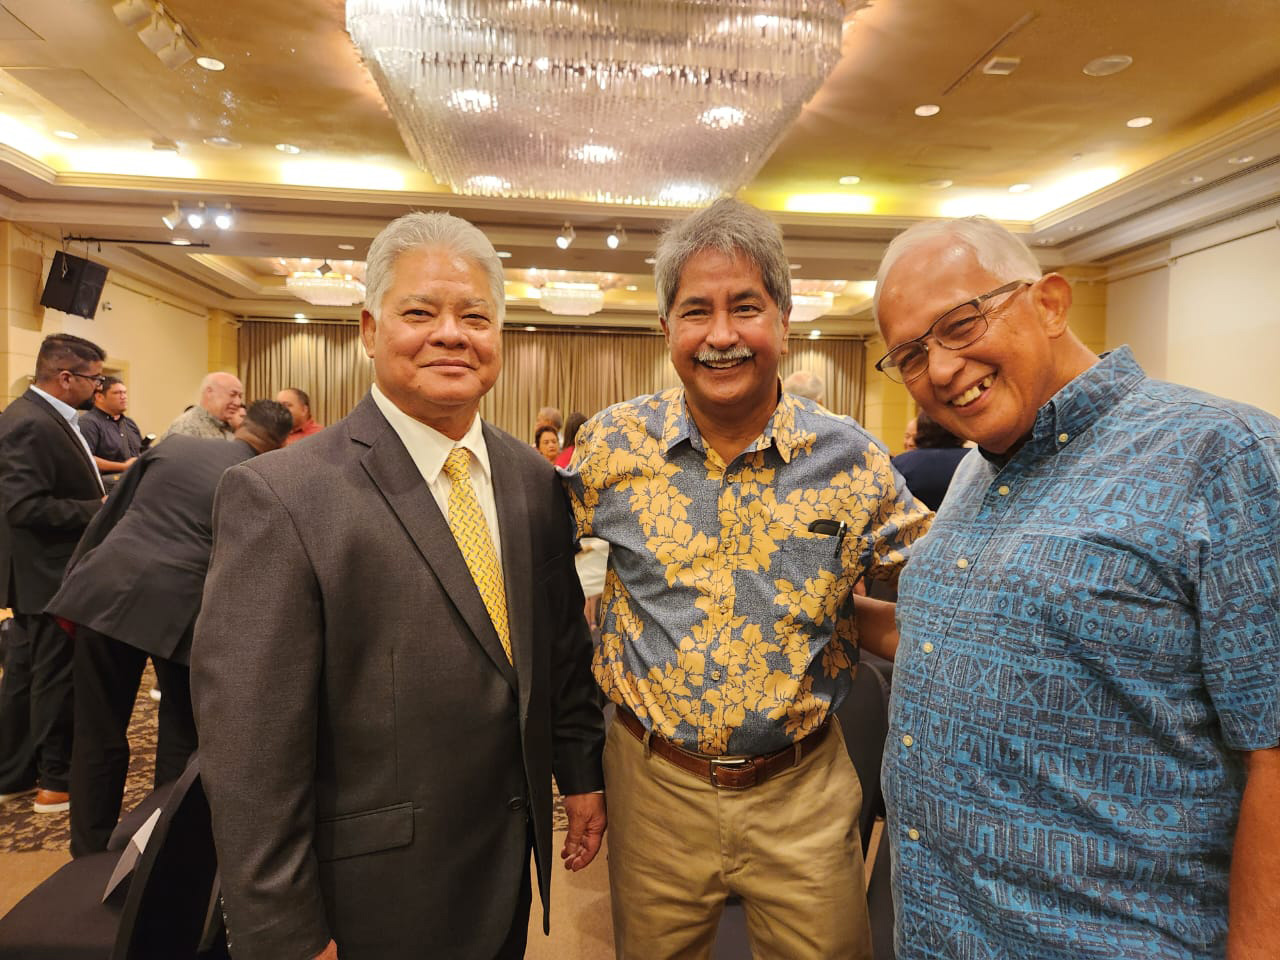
[874,280,1032,384]
[59,369,107,388]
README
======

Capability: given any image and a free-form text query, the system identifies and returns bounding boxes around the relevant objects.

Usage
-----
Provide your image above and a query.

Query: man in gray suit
[192,212,606,960]
[47,399,293,856]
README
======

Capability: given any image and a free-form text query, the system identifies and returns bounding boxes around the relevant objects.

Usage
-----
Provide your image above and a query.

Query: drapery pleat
[240,323,865,441]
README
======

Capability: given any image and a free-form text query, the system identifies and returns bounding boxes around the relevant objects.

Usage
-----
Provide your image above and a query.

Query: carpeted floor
[0,663,160,853]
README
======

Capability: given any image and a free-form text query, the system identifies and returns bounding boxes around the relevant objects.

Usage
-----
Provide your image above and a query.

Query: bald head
[200,372,245,425]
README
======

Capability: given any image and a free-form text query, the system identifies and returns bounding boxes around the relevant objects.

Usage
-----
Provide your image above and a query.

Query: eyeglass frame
[874,279,1033,383]
[58,369,108,389]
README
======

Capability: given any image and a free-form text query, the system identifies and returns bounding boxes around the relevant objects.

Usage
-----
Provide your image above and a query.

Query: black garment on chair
[0,758,224,960]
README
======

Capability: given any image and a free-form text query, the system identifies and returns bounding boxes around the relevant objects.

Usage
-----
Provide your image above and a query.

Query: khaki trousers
[604,716,872,960]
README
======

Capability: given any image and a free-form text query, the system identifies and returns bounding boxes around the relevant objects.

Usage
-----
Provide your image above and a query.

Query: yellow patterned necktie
[441,447,512,664]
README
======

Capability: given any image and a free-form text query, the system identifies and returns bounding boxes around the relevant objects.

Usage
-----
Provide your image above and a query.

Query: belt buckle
[709,755,750,789]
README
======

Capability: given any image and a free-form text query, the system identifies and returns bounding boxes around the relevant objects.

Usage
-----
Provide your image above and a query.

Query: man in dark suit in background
[192,211,606,960]
[47,399,293,856]
[0,333,106,814]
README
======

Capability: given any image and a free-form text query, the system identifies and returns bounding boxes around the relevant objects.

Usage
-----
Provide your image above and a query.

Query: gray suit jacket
[47,435,256,663]
[191,394,604,960]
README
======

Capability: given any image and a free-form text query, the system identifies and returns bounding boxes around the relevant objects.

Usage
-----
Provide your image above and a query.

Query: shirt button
[907,828,921,841]
[1058,432,1069,444]
[956,557,969,569]
[902,734,914,747]
[922,642,934,654]
[997,485,1010,496]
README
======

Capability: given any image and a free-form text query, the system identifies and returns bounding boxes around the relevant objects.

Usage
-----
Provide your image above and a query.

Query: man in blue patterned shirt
[874,215,1280,959]
[563,198,929,959]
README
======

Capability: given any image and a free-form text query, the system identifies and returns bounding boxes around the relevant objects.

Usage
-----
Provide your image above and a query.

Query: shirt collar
[980,345,1144,466]
[30,384,79,424]
[370,383,492,485]
[658,382,801,463]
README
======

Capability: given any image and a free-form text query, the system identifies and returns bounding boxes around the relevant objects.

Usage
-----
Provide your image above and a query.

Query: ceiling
[1,0,1278,334]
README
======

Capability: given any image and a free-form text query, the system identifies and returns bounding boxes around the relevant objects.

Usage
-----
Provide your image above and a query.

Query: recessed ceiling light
[1227,155,1255,165]
[1071,152,1084,161]
[203,135,240,149]
[1008,183,1031,193]
[1082,54,1133,77]
[1035,237,1056,246]
[496,250,513,259]
[524,325,537,332]
[275,143,301,154]
[1181,174,1205,185]
[196,56,225,71]
[914,104,941,117]
[1066,225,1083,233]
[625,284,638,291]
[170,238,192,246]
[789,263,802,271]
[644,256,657,265]
[294,313,307,320]
[923,178,953,190]
[1126,116,1153,128]
[808,329,822,339]
[337,243,356,251]
[53,130,78,140]
[838,175,861,185]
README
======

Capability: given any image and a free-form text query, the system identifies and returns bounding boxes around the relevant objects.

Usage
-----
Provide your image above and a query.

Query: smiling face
[203,373,244,424]
[661,247,789,433]
[877,238,1077,455]
[360,246,502,439]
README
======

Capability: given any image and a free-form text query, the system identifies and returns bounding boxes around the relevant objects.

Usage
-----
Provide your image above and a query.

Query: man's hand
[561,792,606,871]
[314,939,338,960]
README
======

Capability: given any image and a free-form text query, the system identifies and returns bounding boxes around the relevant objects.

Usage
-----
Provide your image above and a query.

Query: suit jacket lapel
[24,390,104,496]
[350,397,518,690]
[485,425,534,718]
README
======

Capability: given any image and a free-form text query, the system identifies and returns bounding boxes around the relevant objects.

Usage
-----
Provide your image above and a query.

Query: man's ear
[659,315,671,347]
[1033,273,1074,338]
[359,310,377,358]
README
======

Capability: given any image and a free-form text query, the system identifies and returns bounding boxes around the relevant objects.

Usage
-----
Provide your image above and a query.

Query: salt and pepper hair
[363,211,505,324]
[654,198,792,319]
[873,216,1043,320]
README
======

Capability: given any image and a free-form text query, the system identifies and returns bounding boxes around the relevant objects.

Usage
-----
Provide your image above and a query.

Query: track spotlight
[213,203,235,230]
[555,222,576,250]
[186,202,207,229]
[606,225,627,249]
[161,201,182,230]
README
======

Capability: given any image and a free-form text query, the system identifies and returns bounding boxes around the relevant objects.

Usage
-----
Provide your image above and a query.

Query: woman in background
[555,411,588,468]
[534,423,560,464]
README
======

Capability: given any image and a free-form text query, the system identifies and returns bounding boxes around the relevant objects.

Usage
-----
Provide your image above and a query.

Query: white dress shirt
[370,383,503,564]
[30,383,104,494]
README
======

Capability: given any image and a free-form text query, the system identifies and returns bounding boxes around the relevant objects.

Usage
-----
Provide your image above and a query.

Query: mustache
[694,346,754,364]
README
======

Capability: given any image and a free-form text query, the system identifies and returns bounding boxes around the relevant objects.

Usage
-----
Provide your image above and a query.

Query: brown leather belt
[615,705,831,790]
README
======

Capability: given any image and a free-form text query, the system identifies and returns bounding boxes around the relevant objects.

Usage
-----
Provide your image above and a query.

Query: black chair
[711,658,894,958]
[0,758,226,960]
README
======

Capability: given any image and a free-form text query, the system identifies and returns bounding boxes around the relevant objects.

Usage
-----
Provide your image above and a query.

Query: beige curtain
[240,322,865,441]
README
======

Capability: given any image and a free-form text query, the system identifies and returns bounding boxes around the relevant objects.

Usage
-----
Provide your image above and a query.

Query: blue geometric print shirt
[884,347,1280,959]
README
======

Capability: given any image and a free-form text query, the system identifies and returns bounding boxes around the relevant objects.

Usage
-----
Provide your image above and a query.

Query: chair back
[834,658,892,851]
[110,757,220,960]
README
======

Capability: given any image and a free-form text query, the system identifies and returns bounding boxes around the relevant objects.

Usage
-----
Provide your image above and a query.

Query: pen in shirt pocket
[808,518,848,555]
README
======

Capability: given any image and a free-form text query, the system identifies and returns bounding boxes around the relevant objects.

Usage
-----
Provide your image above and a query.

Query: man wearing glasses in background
[873,216,1280,959]
[0,333,107,814]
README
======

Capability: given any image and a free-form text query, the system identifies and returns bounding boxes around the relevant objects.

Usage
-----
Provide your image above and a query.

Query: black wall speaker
[40,251,109,319]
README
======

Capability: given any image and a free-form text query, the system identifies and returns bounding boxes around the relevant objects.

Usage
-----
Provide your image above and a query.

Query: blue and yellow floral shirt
[886,347,1280,959]
[562,387,930,756]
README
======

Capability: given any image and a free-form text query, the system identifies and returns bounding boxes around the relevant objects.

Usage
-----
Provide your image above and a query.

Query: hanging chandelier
[537,282,606,317]
[345,0,851,206]
[286,269,367,307]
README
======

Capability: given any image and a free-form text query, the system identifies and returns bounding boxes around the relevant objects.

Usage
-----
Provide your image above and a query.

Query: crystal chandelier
[789,291,834,324]
[286,271,367,307]
[537,282,606,317]
[345,0,851,205]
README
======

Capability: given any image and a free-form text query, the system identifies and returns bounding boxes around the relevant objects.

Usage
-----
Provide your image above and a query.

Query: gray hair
[782,369,825,403]
[873,216,1042,319]
[364,211,505,323]
[654,198,792,319]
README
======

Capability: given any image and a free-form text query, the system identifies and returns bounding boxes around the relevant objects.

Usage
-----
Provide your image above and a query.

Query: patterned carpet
[0,661,569,850]
[0,664,160,853]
